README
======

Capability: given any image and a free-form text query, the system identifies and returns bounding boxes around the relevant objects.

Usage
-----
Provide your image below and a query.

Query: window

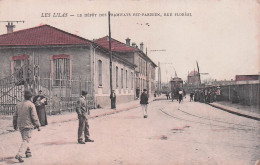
[121,68,123,88]
[116,67,118,88]
[126,70,128,88]
[53,55,70,86]
[98,60,102,86]
[12,54,29,73]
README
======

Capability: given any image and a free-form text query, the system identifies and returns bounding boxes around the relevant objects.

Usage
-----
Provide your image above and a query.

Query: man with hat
[76,91,94,144]
[33,90,48,126]
[110,90,116,109]
[140,89,149,118]
[13,90,41,163]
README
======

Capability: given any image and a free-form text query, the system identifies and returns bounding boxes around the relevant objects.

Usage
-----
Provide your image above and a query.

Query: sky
[0,0,259,83]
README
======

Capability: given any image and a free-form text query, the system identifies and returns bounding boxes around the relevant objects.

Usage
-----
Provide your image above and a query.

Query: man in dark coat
[140,89,149,118]
[110,90,116,109]
[33,90,48,126]
[76,91,94,144]
[13,90,41,163]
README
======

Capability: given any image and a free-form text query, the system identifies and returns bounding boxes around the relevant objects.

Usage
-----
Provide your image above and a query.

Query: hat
[81,91,88,95]
[24,90,33,97]
[39,90,42,93]
[143,89,147,91]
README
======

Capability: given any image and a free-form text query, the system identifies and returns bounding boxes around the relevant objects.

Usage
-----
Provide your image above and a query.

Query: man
[171,91,174,102]
[140,89,149,118]
[190,92,194,102]
[33,90,48,126]
[166,91,169,100]
[110,90,116,109]
[178,90,183,104]
[13,90,41,163]
[76,91,94,144]
[136,87,140,99]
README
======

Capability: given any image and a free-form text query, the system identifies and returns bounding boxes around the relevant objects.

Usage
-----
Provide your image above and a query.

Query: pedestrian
[166,91,169,100]
[136,87,140,99]
[13,90,41,163]
[178,90,183,104]
[171,91,174,102]
[190,92,194,102]
[76,91,94,144]
[140,89,149,118]
[33,90,48,126]
[110,90,116,109]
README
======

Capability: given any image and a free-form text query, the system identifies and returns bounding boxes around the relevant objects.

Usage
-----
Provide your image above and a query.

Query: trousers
[141,104,148,116]
[78,116,90,141]
[17,128,32,156]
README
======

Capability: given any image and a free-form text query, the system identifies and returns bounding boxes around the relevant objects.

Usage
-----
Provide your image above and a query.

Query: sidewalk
[0,96,157,135]
[209,101,260,121]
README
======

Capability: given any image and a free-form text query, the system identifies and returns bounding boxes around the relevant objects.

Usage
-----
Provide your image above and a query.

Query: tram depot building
[0,24,156,112]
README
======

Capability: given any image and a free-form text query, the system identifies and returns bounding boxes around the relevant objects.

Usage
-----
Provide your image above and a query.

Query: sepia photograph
[0,0,259,164]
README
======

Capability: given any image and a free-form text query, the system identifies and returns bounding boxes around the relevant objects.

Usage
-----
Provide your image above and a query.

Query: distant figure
[140,89,149,118]
[178,90,183,104]
[171,91,174,102]
[190,92,194,102]
[166,91,169,100]
[13,90,40,163]
[136,87,140,99]
[110,90,116,109]
[76,91,94,144]
[33,90,48,126]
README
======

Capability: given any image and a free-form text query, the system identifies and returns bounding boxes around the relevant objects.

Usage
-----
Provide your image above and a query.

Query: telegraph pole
[108,11,113,109]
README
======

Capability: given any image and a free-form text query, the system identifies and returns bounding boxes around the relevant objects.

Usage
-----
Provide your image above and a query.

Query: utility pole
[108,11,113,109]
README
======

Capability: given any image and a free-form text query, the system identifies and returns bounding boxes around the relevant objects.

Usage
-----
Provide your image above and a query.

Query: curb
[208,103,260,121]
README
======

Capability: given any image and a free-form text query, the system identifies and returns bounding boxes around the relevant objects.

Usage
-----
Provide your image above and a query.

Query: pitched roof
[0,25,91,46]
[94,36,136,53]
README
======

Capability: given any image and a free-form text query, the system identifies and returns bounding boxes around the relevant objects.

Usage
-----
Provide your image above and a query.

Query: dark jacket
[140,92,148,104]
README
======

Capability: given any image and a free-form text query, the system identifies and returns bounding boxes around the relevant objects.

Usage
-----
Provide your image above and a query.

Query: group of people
[13,88,150,163]
[192,87,220,103]
[165,89,186,104]
[13,90,48,163]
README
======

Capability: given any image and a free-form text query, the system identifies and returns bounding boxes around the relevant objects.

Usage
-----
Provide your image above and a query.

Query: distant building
[235,75,259,81]
[187,70,200,87]
[94,37,157,98]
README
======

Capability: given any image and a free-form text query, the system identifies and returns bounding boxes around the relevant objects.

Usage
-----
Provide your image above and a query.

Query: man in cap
[13,90,41,163]
[76,91,94,144]
[110,90,116,109]
[140,89,149,118]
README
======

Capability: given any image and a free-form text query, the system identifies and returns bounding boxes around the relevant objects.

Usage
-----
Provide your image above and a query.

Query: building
[0,24,136,113]
[94,37,157,98]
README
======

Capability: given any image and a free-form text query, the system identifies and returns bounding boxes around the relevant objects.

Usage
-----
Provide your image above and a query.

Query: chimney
[126,38,130,46]
[140,42,144,51]
[132,42,136,47]
[6,22,15,34]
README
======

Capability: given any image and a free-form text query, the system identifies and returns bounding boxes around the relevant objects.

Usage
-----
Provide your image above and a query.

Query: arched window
[98,60,102,86]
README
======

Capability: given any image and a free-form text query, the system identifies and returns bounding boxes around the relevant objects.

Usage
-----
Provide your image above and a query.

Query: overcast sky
[0,0,259,82]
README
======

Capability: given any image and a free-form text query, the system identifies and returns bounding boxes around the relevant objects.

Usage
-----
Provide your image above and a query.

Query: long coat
[33,95,48,126]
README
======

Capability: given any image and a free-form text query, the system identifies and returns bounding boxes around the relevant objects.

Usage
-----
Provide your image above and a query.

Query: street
[0,98,259,165]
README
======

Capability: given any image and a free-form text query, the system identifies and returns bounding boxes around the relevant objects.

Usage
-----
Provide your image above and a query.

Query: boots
[85,138,94,142]
[15,155,24,163]
[25,148,32,158]
[78,139,85,144]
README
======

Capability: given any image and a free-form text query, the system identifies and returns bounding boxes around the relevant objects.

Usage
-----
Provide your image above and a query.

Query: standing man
[171,91,174,102]
[178,90,183,104]
[13,90,41,163]
[76,91,94,144]
[33,90,48,126]
[166,91,169,100]
[190,91,194,102]
[110,90,116,109]
[140,89,149,118]
[136,87,140,99]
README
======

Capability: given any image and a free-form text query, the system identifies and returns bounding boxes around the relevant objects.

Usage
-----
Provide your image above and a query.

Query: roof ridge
[0,24,92,44]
